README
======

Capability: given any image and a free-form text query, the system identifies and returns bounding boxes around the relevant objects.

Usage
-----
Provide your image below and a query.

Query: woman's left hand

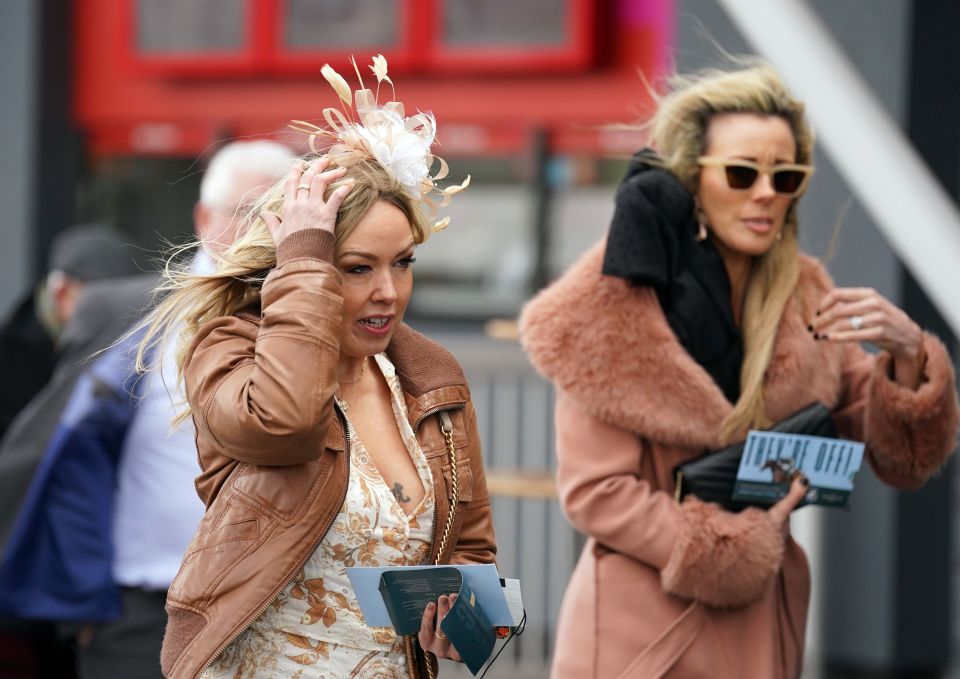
[418,593,462,662]
[811,287,926,387]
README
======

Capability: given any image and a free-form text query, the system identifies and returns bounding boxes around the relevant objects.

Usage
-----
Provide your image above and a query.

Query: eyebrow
[339,242,416,260]
[729,155,798,164]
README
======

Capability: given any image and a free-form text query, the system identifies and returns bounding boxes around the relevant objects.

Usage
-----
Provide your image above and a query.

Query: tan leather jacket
[159,230,496,679]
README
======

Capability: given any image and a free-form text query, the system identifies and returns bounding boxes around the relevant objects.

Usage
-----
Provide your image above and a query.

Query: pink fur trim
[520,242,730,450]
[865,333,959,479]
[661,498,784,608]
[520,241,847,447]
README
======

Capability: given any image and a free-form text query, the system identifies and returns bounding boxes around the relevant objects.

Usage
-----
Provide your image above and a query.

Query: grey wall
[0,1,38,316]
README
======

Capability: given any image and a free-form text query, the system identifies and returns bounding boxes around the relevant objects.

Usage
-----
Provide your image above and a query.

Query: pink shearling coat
[519,241,958,679]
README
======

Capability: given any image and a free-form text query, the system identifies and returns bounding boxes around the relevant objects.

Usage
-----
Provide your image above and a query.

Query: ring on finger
[297,183,311,191]
[435,628,447,640]
[849,315,864,330]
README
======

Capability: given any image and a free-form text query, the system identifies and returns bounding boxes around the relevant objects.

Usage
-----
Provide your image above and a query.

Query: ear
[47,272,82,325]
[193,202,209,240]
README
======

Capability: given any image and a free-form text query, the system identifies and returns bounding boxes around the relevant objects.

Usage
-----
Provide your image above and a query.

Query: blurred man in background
[0,224,137,679]
[0,140,296,679]
[0,224,138,439]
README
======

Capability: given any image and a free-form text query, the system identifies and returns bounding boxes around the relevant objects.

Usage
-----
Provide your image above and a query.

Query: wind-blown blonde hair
[134,156,430,424]
[646,61,814,441]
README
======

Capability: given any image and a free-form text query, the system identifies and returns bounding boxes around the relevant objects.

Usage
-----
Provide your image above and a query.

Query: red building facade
[75,0,672,159]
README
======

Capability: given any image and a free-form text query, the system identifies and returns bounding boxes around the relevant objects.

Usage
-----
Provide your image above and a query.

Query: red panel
[250,0,278,71]
[87,121,226,157]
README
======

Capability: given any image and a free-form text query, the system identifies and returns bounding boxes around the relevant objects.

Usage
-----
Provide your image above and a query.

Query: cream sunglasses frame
[697,156,814,197]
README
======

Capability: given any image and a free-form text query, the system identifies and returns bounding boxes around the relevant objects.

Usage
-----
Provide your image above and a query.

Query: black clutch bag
[673,402,836,511]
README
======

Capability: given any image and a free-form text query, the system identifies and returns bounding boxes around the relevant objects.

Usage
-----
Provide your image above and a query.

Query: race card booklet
[346,564,523,676]
[731,430,865,508]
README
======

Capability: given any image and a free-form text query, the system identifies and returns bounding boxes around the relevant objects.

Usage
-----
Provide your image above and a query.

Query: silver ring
[850,315,863,330]
[297,183,310,191]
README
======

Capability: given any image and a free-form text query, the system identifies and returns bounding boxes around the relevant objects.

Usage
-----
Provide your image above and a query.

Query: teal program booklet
[346,564,522,676]
[378,567,495,674]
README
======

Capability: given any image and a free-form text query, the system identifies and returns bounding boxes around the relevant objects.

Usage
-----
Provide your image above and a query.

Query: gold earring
[694,199,708,242]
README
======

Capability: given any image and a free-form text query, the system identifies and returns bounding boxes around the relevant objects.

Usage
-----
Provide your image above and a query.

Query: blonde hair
[135,155,430,424]
[646,61,814,441]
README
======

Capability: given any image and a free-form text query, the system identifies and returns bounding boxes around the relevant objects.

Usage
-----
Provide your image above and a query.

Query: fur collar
[519,241,846,450]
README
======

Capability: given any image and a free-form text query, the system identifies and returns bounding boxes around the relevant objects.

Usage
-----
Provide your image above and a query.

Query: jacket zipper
[193,402,352,679]
[412,401,464,434]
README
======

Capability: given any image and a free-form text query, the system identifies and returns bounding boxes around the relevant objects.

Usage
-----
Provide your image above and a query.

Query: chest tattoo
[392,482,411,504]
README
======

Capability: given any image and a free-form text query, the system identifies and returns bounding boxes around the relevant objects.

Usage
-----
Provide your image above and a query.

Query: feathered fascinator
[290,55,469,235]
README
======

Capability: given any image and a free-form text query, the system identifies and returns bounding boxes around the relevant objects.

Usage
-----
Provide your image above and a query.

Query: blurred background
[1,0,958,677]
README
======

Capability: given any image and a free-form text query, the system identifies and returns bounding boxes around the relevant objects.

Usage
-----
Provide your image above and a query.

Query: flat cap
[47,224,139,282]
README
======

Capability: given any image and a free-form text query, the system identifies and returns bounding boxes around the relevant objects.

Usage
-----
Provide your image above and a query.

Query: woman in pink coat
[520,62,958,679]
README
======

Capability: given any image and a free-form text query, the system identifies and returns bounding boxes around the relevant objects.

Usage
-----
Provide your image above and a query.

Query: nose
[371,270,398,304]
[752,172,776,200]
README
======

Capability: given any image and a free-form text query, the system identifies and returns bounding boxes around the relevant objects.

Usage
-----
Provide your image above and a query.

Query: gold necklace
[340,357,367,385]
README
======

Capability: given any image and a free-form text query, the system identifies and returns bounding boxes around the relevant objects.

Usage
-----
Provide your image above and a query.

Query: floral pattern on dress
[200,354,435,679]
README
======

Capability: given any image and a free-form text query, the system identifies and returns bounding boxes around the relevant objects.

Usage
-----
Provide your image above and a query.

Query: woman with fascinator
[138,58,490,679]
[520,61,958,678]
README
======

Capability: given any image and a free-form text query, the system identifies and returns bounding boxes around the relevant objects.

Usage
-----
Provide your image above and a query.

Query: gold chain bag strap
[434,410,459,565]
[422,410,459,679]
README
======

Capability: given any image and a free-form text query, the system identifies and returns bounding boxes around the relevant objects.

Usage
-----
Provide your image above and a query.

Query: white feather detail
[370,54,393,87]
[305,56,466,232]
[349,55,365,90]
[321,64,352,107]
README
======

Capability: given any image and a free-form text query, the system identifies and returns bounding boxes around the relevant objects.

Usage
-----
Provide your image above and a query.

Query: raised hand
[260,156,353,245]
[810,287,926,388]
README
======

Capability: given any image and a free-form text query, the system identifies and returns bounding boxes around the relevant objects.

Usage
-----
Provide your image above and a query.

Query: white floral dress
[200,354,435,679]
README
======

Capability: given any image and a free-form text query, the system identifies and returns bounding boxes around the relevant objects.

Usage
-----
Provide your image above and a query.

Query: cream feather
[293,56,467,231]
[321,64,353,107]
[370,53,394,100]
[349,55,366,91]
[370,54,393,87]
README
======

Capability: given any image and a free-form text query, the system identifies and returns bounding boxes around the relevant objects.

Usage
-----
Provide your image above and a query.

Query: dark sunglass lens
[724,165,758,190]
[773,170,805,194]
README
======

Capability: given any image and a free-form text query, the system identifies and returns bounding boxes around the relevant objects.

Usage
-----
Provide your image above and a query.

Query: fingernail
[427,603,435,611]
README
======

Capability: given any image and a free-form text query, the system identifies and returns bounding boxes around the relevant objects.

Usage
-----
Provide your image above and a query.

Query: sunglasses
[697,156,814,197]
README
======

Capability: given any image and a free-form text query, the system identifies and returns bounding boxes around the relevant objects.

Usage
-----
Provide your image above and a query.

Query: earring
[775,230,783,242]
[694,198,708,242]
